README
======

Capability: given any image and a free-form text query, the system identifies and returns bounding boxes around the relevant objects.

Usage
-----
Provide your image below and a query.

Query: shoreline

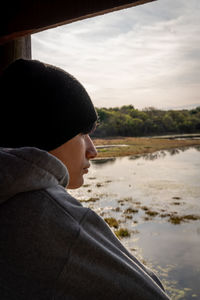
[92,136,200,158]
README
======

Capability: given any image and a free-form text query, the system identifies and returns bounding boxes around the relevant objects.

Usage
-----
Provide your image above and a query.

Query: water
[70,146,200,299]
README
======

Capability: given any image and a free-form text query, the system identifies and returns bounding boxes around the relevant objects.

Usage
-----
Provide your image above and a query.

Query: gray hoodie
[0,147,170,299]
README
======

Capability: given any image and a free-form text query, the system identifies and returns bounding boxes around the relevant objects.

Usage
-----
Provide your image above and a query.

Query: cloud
[32,0,200,109]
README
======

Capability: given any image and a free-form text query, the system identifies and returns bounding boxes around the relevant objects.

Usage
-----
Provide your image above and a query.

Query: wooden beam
[0,0,156,45]
[0,35,31,74]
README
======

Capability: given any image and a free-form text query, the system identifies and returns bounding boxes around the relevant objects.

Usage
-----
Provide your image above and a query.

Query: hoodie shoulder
[0,147,68,204]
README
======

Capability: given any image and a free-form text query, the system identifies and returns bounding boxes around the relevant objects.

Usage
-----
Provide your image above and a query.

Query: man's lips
[83,164,90,173]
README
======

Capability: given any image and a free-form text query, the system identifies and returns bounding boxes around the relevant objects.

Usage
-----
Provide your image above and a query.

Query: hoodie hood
[0,147,69,204]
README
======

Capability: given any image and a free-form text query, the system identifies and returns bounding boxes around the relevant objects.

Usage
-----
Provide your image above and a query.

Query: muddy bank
[93,137,200,158]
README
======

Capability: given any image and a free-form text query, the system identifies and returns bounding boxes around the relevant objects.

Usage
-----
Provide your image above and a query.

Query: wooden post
[0,35,31,74]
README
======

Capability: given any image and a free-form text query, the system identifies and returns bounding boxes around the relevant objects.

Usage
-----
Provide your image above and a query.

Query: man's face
[50,134,97,189]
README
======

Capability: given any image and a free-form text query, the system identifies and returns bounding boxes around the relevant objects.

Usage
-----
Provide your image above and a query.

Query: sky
[32,0,200,110]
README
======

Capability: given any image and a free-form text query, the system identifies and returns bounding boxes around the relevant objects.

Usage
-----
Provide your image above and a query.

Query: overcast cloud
[32,0,200,110]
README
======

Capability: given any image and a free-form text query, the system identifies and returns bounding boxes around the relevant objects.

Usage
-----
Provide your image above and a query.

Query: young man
[0,59,170,299]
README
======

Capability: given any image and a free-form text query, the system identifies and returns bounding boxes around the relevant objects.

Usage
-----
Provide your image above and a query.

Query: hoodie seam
[39,189,90,229]
[33,189,91,299]
[38,190,90,299]
[51,210,90,299]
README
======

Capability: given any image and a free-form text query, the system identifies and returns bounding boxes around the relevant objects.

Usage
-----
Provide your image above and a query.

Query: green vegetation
[94,105,200,137]
[104,217,119,228]
[145,210,159,217]
[80,197,99,203]
[114,228,130,239]
[164,214,200,225]
[124,207,139,214]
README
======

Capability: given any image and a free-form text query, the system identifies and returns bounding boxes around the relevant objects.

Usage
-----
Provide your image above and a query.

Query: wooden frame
[0,0,155,72]
[1,0,155,44]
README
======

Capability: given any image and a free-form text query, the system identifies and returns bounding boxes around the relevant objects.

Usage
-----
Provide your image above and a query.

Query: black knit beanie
[0,59,98,151]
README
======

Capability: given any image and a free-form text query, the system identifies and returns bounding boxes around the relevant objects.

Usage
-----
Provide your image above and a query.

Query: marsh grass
[93,137,200,158]
[168,214,200,225]
[80,197,99,203]
[124,208,139,214]
[145,210,159,217]
[104,217,119,229]
[114,228,130,239]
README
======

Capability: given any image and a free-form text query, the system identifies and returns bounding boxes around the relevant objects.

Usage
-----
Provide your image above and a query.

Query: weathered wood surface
[0,0,155,44]
[0,36,31,74]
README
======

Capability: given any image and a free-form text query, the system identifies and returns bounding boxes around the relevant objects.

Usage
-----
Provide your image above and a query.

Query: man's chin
[67,177,84,190]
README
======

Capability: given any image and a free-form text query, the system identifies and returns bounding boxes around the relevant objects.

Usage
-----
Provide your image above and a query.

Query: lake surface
[70,146,200,300]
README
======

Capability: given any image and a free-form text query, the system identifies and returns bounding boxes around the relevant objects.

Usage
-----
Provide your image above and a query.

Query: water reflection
[195,145,200,151]
[130,146,199,161]
[129,151,167,161]
[92,157,116,165]
[93,146,200,165]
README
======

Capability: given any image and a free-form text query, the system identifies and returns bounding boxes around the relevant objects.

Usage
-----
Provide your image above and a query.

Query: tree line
[93,105,200,137]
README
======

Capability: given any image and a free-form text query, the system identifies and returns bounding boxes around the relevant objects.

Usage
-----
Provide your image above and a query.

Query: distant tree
[96,108,109,122]
[131,118,144,136]
[143,119,154,135]
[163,113,177,132]
[190,106,200,114]
[121,105,135,114]
[93,105,200,138]
[178,120,195,133]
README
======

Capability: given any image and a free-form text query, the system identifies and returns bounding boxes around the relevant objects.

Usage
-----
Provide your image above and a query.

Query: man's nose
[86,136,97,159]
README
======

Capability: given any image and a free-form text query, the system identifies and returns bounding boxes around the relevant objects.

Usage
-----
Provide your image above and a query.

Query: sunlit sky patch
[32,0,200,110]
